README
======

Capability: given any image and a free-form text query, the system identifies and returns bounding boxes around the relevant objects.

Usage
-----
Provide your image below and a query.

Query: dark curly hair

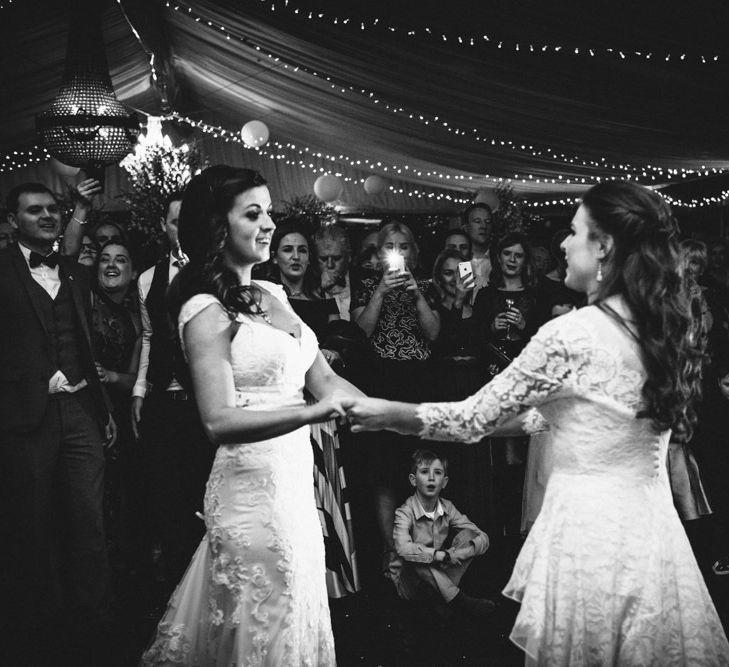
[170,165,269,324]
[488,232,538,289]
[581,181,703,440]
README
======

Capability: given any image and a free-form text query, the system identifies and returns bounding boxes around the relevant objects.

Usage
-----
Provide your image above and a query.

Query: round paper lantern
[314,174,342,202]
[50,158,81,178]
[473,187,500,211]
[240,120,269,148]
[364,174,387,195]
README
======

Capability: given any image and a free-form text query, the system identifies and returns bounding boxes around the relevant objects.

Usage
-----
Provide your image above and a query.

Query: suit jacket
[0,244,110,434]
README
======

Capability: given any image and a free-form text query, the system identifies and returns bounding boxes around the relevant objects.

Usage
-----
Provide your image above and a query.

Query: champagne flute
[504,298,515,341]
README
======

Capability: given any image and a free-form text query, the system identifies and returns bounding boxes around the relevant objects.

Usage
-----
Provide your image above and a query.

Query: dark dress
[430,303,491,529]
[534,274,583,327]
[90,286,141,569]
[472,285,540,537]
[288,296,339,341]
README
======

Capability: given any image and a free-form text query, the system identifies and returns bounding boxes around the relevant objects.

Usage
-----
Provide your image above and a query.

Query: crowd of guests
[2,177,729,664]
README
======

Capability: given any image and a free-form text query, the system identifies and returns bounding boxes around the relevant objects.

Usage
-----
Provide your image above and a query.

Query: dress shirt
[19,242,60,299]
[132,255,182,398]
[19,243,88,394]
[471,253,492,293]
[393,493,489,564]
[326,274,351,321]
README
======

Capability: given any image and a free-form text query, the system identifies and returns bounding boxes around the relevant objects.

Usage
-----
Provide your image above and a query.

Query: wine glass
[504,298,515,341]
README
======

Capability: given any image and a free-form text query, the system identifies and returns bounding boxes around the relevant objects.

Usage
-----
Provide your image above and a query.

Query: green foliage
[119,140,205,253]
[492,182,545,237]
[277,195,338,234]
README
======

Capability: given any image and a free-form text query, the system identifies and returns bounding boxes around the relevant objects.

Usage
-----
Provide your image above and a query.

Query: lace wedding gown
[417,301,729,666]
[141,283,336,666]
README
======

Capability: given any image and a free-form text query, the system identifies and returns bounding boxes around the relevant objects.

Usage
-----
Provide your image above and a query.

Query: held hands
[341,397,401,434]
[311,389,351,423]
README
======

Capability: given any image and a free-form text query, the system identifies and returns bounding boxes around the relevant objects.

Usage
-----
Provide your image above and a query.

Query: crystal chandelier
[36,0,140,180]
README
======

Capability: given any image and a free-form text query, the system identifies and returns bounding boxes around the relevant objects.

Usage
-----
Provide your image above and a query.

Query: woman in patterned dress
[351,221,440,579]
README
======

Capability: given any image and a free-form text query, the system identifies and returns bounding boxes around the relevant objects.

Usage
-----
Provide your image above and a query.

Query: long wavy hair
[582,181,703,440]
[488,232,537,289]
[170,165,269,323]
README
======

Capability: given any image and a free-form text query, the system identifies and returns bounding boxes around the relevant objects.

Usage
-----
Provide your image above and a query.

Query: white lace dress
[141,284,336,666]
[417,303,729,666]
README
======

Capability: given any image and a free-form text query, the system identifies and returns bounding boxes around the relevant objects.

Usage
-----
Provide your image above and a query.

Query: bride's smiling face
[224,186,275,267]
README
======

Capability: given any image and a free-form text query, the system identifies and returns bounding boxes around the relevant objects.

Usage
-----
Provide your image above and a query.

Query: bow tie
[29,251,59,269]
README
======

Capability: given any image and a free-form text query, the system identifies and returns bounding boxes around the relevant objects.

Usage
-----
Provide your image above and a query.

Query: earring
[596,260,603,283]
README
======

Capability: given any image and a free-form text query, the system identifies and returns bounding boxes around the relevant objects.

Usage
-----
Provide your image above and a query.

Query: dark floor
[112,537,525,667]
[108,527,729,666]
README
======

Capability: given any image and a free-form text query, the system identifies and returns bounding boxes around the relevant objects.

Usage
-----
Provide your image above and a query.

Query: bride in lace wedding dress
[344,182,729,665]
[141,166,363,666]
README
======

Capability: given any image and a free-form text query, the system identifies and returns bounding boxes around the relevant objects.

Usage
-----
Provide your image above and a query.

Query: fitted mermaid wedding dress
[142,282,335,666]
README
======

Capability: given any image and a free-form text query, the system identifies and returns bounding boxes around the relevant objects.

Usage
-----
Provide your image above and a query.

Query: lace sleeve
[177,294,226,359]
[416,315,586,443]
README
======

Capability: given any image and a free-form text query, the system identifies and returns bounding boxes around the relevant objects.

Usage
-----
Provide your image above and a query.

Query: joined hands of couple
[318,393,412,435]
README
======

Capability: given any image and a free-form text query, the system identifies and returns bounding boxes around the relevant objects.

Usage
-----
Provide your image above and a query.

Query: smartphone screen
[388,253,405,274]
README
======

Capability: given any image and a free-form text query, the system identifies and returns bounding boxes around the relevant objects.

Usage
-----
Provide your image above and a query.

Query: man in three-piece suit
[0,182,116,666]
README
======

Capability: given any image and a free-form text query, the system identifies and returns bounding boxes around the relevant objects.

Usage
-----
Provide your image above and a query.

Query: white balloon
[50,158,80,178]
[240,120,270,148]
[364,174,387,195]
[473,187,500,211]
[314,174,343,202]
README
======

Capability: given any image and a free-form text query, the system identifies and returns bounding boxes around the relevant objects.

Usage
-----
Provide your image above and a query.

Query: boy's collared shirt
[394,494,489,564]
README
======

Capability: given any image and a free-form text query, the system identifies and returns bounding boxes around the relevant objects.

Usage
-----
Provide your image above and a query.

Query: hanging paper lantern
[314,174,342,202]
[240,120,270,148]
[474,187,500,211]
[364,174,387,195]
[50,158,81,178]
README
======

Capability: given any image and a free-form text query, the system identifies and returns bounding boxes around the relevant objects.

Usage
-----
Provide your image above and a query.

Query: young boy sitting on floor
[390,449,495,618]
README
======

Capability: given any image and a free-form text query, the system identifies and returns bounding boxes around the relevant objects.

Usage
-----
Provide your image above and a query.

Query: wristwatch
[439,549,451,564]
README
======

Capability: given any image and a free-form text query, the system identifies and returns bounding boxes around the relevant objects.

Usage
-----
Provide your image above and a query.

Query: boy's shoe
[449,591,498,618]
[712,557,729,575]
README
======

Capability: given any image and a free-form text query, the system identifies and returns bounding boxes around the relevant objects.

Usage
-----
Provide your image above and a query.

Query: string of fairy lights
[163,113,728,209]
[2,2,727,208]
[0,146,50,173]
[2,117,727,208]
[161,0,728,183]
[257,0,724,65]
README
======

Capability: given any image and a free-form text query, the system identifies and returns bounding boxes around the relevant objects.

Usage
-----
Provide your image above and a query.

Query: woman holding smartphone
[351,221,440,579]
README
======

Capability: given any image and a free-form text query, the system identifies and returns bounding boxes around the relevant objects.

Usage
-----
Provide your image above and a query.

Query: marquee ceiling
[1,0,728,211]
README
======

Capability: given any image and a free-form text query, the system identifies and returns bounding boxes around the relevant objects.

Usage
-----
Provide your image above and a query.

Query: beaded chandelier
[36,0,140,176]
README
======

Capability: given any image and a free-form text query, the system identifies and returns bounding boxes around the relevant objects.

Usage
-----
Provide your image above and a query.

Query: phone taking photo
[387,253,406,274]
[458,261,474,280]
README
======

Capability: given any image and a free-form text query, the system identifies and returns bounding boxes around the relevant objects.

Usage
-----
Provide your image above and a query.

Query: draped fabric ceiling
[1,0,728,214]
